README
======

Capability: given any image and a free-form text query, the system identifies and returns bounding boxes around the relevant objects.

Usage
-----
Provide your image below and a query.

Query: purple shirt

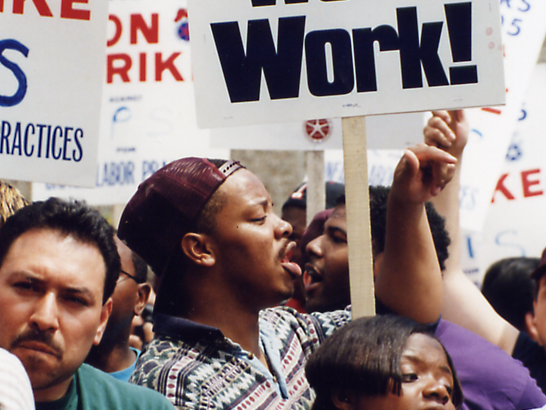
[436,320,546,410]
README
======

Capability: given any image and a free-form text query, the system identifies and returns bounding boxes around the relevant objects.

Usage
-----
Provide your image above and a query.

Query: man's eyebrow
[10,272,93,295]
[64,286,93,296]
[248,197,271,208]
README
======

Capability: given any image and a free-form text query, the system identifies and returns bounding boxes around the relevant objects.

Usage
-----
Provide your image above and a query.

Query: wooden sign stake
[342,116,375,318]
[305,150,325,227]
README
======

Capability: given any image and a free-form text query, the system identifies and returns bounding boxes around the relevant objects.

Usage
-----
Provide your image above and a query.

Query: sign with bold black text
[188,0,505,128]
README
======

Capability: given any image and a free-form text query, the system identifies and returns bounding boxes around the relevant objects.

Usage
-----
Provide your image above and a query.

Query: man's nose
[30,293,59,332]
[274,214,292,239]
[306,235,324,259]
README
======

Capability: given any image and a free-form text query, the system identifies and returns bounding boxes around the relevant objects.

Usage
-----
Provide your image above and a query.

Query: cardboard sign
[457,0,546,232]
[32,0,228,205]
[0,0,109,186]
[460,63,546,284]
[187,0,505,128]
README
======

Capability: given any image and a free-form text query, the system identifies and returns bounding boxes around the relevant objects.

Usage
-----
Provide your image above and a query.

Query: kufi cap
[118,157,243,276]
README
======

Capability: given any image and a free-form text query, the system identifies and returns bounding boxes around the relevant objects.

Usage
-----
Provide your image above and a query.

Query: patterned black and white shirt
[130,307,351,410]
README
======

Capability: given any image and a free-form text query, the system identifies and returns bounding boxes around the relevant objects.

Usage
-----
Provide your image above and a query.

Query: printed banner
[0,0,109,186]
[457,0,546,232]
[210,113,423,151]
[32,0,228,205]
[461,63,546,283]
[188,0,505,128]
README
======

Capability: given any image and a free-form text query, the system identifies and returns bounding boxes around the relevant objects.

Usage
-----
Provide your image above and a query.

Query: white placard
[460,63,546,284]
[31,0,228,205]
[457,0,546,232]
[210,112,423,151]
[188,0,505,128]
[0,0,108,186]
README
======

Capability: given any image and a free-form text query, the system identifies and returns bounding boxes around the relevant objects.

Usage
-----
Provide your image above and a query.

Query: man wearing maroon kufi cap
[118,148,456,409]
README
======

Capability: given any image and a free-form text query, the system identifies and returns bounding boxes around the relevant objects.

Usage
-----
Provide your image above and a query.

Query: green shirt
[36,364,174,410]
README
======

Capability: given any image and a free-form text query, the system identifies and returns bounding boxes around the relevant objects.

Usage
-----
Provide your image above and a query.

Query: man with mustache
[118,148,454,409]
[0,198,174,410]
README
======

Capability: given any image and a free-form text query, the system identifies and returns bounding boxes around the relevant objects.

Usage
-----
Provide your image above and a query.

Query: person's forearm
[375,196,443,324]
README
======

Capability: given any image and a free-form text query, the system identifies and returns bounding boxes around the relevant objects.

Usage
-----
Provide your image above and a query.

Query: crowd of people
[1,111,546,410]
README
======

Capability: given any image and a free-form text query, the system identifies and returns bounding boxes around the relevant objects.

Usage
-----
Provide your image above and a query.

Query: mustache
[13,329,63,358]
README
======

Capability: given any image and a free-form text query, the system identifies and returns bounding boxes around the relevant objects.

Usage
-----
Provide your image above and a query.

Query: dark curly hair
[0,197,120,304]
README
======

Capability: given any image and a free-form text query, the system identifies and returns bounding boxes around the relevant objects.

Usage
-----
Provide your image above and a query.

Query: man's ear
[331,389,356,410]
[94,297,113,345]
[532,300,544,346]
[525,310,541,344]
[181,233,216,267]
[134,283,152,316]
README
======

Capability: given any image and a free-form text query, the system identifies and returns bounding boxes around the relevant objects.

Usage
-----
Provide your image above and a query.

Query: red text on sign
[492,169,544,202]
[0,0,90,20]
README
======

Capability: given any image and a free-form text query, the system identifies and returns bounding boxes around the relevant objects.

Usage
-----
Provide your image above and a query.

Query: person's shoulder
[260,306,351,341]
[435,319,532,376]
[77,364,174,409]
[0,348,35,410]
[437,320,546,410]
[261,305,351,322]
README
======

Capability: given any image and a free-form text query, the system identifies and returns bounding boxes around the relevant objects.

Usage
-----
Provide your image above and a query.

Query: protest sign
[210,113,423,150]
[32,0,228,205]
[461,63,546,284]
[322,64,546,284]
[321,1,546,237]
[188,0,504,128]
[188,0,505,318]
[457,0,546,232]
[0,0,109,186]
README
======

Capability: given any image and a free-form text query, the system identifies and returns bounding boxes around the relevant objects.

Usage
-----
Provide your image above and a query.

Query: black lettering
[353,25,399,92]
[45,125,52,159]
[24,123,34,157]
[51,126,62,160]
[0,39,29,107]
[73,128,83,162]
[397,7,448,88]
[211,16,306,102]
[11,122,22,155]
[1,121,11,154]
[445,2,477,85]
[36,124,46,158]
[305,29,354,97]
[62,127,73,161]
